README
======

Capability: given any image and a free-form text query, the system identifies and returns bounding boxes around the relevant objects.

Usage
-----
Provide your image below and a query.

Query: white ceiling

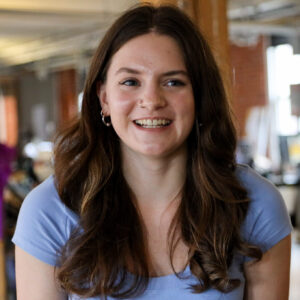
[0,0,299,75]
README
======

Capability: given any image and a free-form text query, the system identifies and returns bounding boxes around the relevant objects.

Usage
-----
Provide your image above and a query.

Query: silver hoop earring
[100,110,111,127]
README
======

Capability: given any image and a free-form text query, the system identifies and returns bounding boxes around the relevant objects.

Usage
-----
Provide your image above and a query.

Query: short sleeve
[12,176,76,266]
[237,165,292,259]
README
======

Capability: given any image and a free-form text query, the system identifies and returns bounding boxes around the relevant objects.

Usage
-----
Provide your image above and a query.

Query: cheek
[108,100,136,126]
[107,90,136,115]
[174,89,195,115]
[179,102,195,134]
[177,98,195,120]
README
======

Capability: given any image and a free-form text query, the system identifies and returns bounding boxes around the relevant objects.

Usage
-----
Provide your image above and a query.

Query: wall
[18,72,57,145]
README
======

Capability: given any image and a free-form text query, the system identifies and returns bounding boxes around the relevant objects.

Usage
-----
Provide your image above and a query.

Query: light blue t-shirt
[12,164,292,299]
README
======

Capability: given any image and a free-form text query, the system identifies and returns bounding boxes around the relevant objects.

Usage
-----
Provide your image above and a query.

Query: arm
[243,234,291,300]
[15,246,67,300]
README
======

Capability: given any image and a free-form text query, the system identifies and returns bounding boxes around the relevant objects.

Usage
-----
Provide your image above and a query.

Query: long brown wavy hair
[54,3,262,298]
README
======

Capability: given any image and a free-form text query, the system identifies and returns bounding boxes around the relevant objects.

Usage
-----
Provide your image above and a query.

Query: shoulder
[235,164,292,254]
[235,164,283,209]
[20,175,63,211]
[12,175,79,266]
[16,175,78,227]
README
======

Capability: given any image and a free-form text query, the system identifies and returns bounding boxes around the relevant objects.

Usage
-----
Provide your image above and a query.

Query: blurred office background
[0,0,300,299]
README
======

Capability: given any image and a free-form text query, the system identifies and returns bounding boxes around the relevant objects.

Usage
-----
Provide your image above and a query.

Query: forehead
[107,33,186,74]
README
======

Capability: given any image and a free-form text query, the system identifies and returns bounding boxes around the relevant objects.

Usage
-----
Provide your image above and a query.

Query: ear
[96,81,110,115]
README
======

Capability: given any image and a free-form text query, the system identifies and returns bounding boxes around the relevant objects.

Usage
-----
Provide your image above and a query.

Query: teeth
[134,119,171,128]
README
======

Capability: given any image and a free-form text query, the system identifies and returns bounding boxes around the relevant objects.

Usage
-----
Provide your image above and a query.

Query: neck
[121,145,187,209]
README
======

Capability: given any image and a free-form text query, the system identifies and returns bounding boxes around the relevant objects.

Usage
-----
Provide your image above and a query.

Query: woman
[13,4,292,300]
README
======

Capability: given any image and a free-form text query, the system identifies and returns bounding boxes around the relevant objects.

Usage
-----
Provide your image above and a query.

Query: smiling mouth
[134,119,172,128]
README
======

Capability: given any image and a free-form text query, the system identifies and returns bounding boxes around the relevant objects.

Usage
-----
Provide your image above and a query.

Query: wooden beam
[191,0,231,99]
[4,96,18,147]
[56,69,78,128]
[0,80,18,147]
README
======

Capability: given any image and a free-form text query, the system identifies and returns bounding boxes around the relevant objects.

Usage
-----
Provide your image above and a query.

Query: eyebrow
[115,67,140,75]
[115,67,189,77]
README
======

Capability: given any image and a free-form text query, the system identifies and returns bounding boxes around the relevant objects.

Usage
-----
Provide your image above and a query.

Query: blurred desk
[278,185,299,216]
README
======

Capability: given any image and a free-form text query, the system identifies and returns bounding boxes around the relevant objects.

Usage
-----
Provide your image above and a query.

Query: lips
[134,118,172,128]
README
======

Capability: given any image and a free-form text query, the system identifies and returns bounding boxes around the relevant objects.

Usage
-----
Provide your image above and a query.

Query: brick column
[230,36,268,137]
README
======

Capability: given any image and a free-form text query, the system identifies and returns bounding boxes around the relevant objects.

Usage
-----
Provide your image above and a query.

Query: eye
[165,79,185,87]
[119,79,139,86]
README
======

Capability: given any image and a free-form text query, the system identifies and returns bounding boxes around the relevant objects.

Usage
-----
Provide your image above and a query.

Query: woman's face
[98,33,195,159]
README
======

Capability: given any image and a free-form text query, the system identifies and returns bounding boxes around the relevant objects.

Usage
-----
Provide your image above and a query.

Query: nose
[139,84,166,111]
